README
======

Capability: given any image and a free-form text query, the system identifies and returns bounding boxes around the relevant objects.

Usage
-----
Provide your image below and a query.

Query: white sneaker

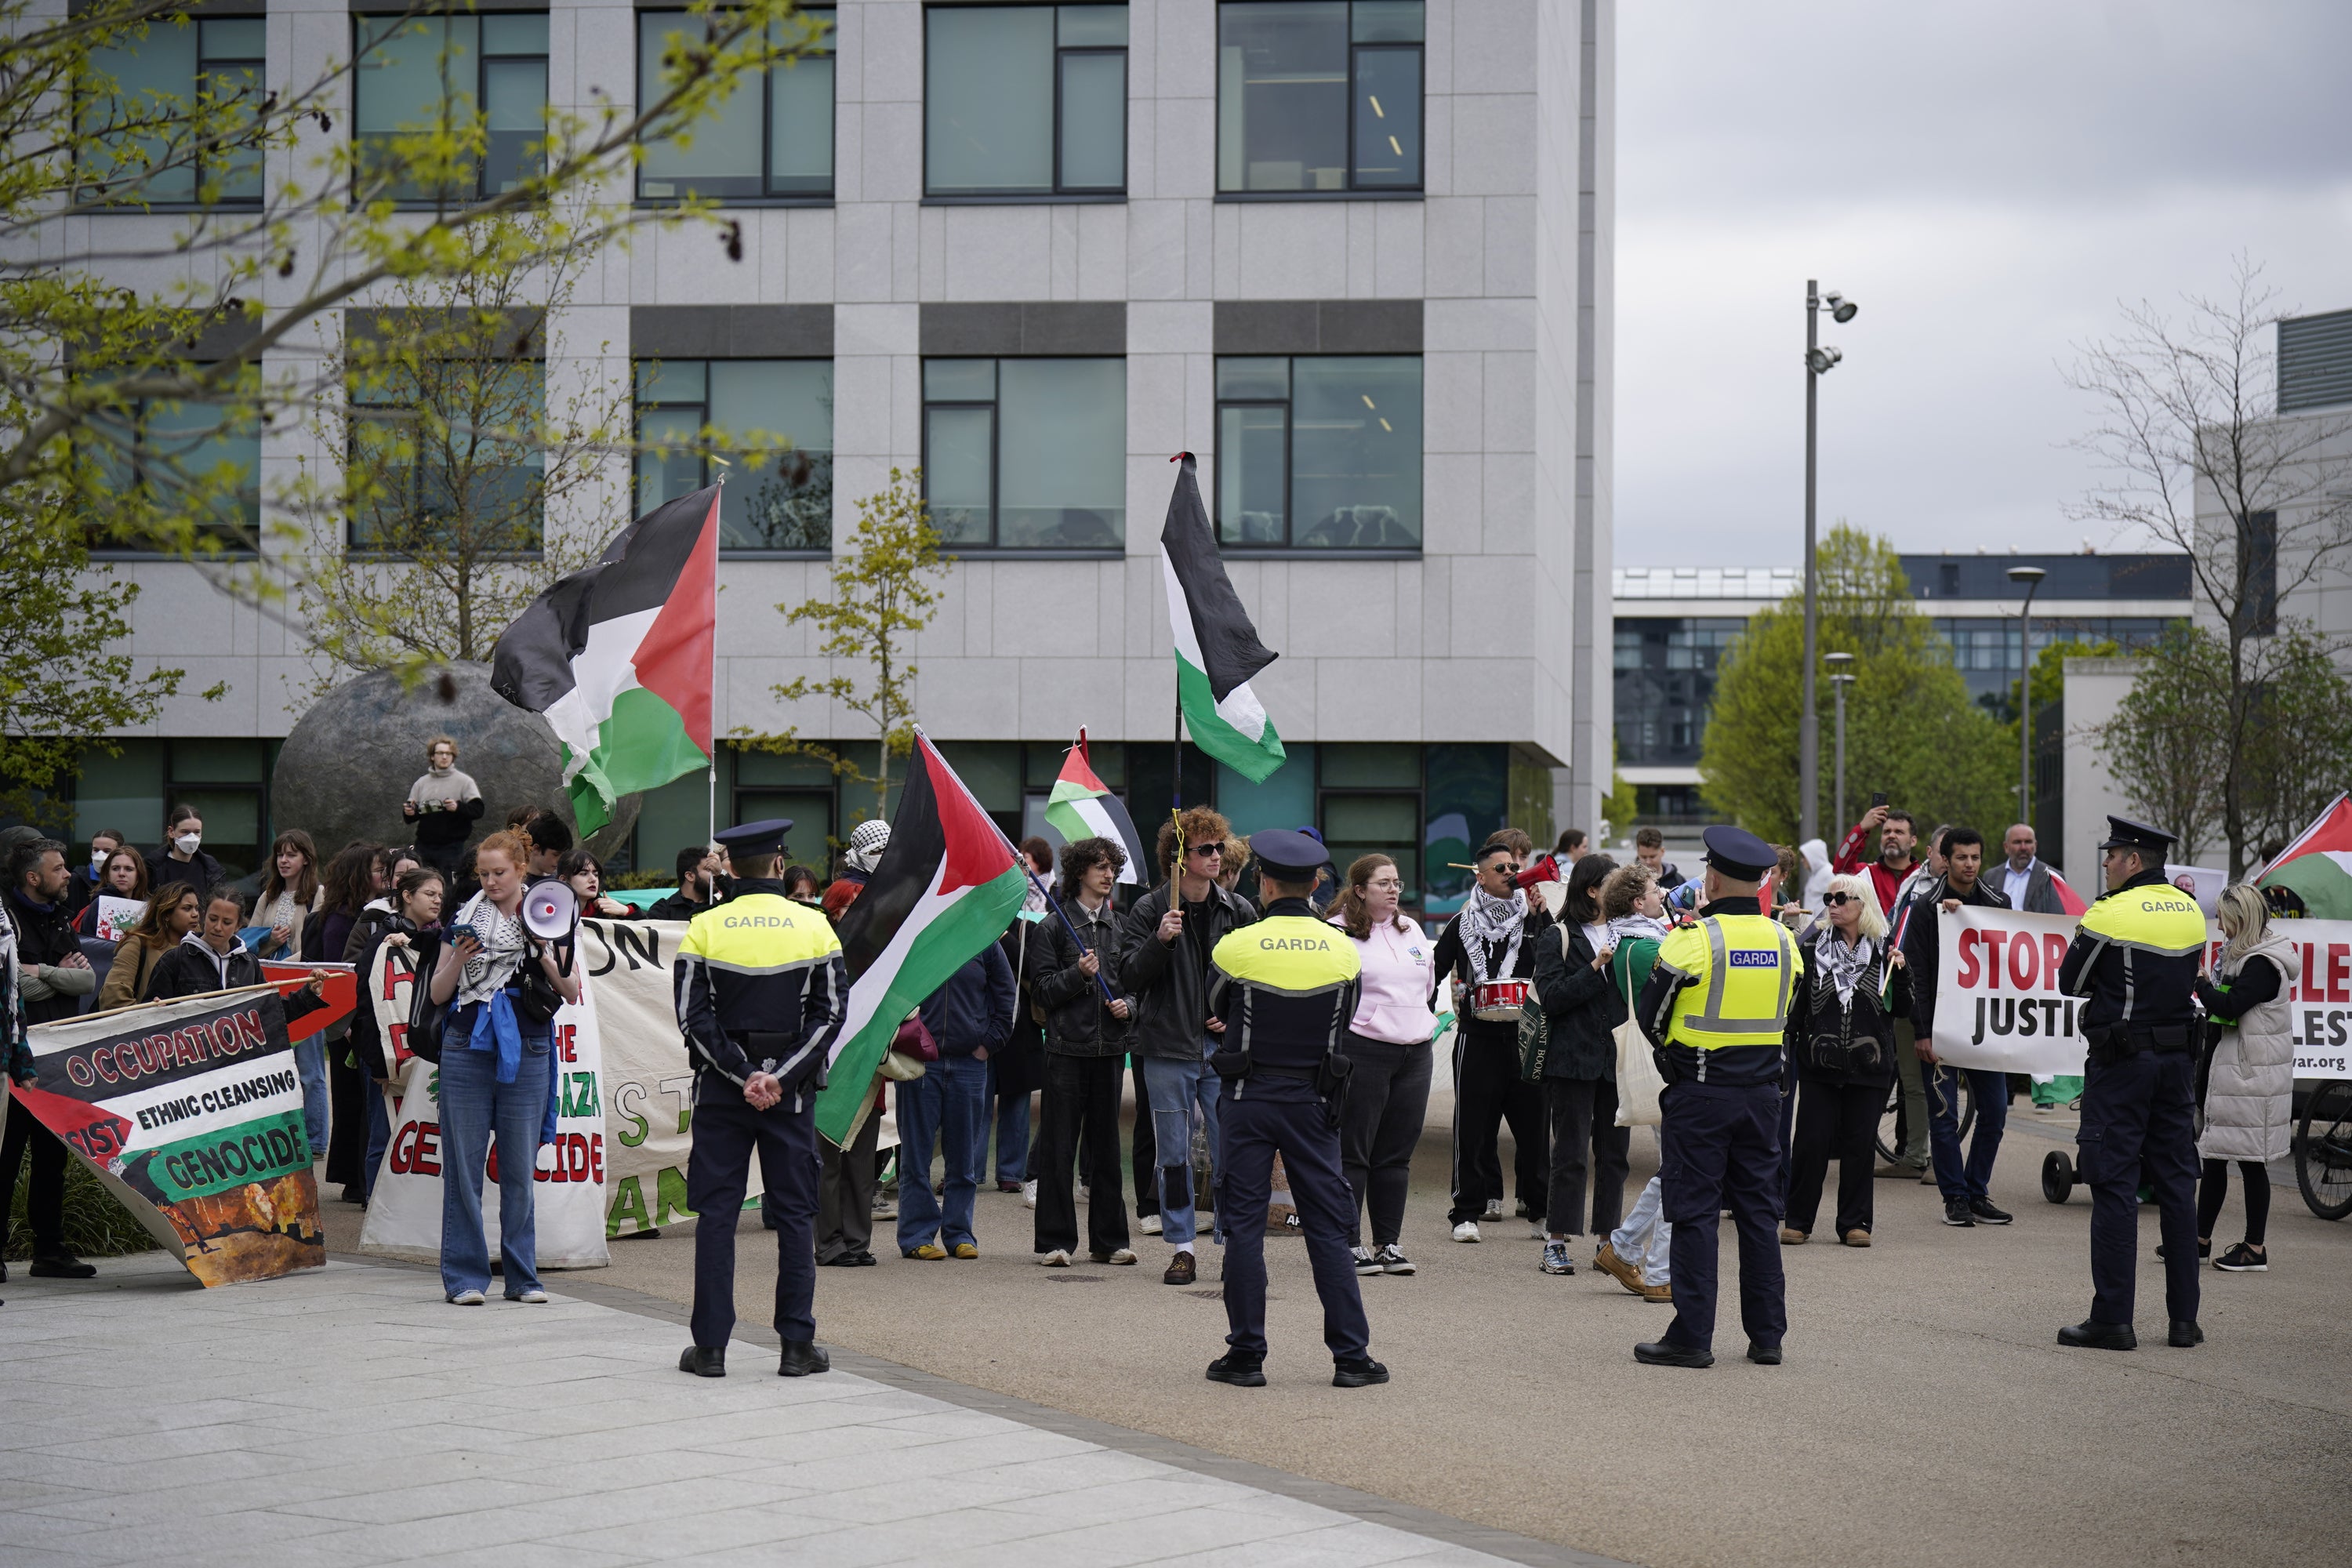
[1483,1199,1504,1221]
[448,1289,486,1306]
[1140,1214,1163,1236]
[1079,1182,1091,1201]
[1452,1221,1482,1243]
[1352,1245,1381,1276]
[1021,1179,1038,1210]
[510,1287,550,1305]
[1038,1249,1072,1267]
[1527,1222,1548,1240]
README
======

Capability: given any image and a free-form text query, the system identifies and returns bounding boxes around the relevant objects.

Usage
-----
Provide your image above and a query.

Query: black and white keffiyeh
[1460,884,1527,986]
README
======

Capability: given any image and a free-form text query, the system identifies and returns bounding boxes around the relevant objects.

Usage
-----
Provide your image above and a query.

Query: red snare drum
[1470,978,1530,1022]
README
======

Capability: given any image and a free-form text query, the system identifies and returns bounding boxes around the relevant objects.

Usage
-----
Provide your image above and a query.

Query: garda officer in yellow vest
[1203,829,1387,1390]
[2054,815,2209,1352]
[673,819,848,1379]
[1632,826,1802,1369]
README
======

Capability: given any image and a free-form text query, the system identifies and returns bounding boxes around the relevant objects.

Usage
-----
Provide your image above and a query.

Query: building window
[1215,355,1420,549]
[2243,510,2278,637]
[85,366,262,549]
[638,8,834,202]
[354,13,548,204]
[347,359,544,552]
[635,360,833,553]
[925,5,1127,197]
[922,358,1125,550]
[1216,1,1421,195]
[78,16,265,206]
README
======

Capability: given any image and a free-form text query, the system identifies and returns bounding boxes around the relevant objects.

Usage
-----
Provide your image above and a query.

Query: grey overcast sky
[1613,0,2352,567]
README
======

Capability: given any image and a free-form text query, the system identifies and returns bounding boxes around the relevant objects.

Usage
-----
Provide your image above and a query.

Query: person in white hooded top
[2189,884,2301,1272]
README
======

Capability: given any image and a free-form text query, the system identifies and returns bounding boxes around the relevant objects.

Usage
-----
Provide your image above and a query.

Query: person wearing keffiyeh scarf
[1429,840,1551,1241]
[1783,873,1911,1246]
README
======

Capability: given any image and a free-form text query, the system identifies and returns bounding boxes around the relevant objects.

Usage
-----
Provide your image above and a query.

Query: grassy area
[4,1152,162,1260]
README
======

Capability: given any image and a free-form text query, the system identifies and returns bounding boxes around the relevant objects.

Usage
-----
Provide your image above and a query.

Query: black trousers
[2079,1051,2199,1327]
[0,1098,67,1254]
[1543,1076,1630,1238]
[1659,1080,1787,1353]
[1785,1079,1882,1236]
[1450,1031,1547,1224]
[2198,1158,2270,1247]
[325,1034,371,1188]
[1218,1076,1371,1363]
[1034,1053,1131,1255]
[688,1091,819,1348]
[1338,1034,1432,1248]
[1126,1058,1156,1216]
[816,1097,880,1262]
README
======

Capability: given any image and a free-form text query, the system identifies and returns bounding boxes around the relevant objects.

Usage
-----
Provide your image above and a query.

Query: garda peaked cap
[714,818,793,858]
[2098,815,2174,855]
[1701,825,1777,880]
[1247,829,1327,880]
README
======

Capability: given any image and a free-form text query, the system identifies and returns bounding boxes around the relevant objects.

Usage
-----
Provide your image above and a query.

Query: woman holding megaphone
[428,829,582,1308]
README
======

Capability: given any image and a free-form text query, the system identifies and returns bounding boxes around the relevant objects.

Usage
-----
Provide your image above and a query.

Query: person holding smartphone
[427,829,580,1308]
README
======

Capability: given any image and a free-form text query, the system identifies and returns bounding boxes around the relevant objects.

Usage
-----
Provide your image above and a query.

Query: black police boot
[1635,1340,1715,1369]
[1332,1356,1389,1388]
[678,1345,727,1377]
[1745,1341,1783,1366]
[1206,1352,1267,1387]
[2056,1319,2136,1351]
[779,1341,831,1377]
[28,1250,96,1279]
[2167,1320,2204,1348]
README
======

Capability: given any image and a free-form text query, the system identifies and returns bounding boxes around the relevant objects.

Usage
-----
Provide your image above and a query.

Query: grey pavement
[0,1254,1599,1568]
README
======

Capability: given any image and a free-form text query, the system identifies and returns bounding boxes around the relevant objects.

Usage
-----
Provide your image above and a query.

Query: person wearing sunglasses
[1119,806,1258,1286]
[1783,875,1911,1247]
[1431,837,1552,1243]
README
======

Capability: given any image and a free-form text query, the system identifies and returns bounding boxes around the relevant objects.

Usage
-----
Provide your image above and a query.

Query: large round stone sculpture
[270,663,639,866]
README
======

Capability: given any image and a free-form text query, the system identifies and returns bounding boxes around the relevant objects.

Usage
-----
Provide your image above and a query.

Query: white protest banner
[359,935,613,1269]
[579,919,704,1238]
[93,895,145,942]
[1931,906,2352,1079]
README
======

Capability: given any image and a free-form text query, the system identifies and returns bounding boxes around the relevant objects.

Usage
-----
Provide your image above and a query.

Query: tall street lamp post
[1801,281,1858,845]
[2008,564,2047,829]
[1824,650,1856,838]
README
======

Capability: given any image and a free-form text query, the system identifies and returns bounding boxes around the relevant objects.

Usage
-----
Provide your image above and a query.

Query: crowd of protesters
[0,733,2306,1312]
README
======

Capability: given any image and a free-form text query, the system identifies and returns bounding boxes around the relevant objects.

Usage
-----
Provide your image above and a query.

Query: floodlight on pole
[1801,282,1860,848]
[2007,564,2047,826]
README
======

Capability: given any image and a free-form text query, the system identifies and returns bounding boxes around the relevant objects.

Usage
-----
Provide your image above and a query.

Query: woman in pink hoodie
[1331,854,1439,1277]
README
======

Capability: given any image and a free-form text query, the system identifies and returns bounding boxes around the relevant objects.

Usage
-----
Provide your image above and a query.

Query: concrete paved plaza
[0,1253,1585,1568]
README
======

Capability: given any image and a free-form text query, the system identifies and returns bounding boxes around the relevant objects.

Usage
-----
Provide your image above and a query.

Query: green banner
[132,1111,312,1204]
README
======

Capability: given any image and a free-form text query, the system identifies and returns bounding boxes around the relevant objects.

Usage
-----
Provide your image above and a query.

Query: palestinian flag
[815,730,1028,1146]
[2259,792,2352,917]
[1043,728,1149,884]
[1161,452,1285,782]
[490,485,718,834]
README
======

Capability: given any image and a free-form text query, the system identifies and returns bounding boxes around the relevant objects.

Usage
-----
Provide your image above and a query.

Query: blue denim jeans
[1926,1065,2009,1203]
[982,1057,1031,1185]
[895,1053,989,1253]
[437,1032,553,1299]
[1141,1045,1224,1249]
[294,1037,329,1154]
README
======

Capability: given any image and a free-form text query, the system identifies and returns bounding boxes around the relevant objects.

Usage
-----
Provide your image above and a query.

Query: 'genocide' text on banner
[9,987,325,1286]
[1932,906,2352,1079]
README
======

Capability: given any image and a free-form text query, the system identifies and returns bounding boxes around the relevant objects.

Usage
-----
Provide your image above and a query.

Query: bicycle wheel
[2296,1081,2352,1221]
[1880,1070,1977,1164]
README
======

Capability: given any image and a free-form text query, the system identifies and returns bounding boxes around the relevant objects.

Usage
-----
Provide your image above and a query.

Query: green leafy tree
[0,0,821,783]
[750,470,946,823]
[1700,525,2015,844]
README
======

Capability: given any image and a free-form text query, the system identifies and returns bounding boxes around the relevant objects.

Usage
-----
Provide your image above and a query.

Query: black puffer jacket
[1531,924,1624,1080]
[1028,897,1137,1058]
[1787,927,1911,1087]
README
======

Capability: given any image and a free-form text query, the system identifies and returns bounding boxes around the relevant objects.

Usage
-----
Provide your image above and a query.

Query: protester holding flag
[1783,875,1911,1247]
[1121,806,1258,1287]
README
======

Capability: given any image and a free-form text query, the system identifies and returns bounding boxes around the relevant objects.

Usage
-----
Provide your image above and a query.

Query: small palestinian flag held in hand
[490,485,719,833]
[1162,452,1286,782]
[2259,791,2352,918]
[817,731,1029,1146]
[1044,728,1149,883]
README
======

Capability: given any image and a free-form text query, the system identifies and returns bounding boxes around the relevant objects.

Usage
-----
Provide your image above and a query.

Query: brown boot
[1641,1278,1673,1304]
[1594,1240,1646,1297]
[1163,1250,1197,1286]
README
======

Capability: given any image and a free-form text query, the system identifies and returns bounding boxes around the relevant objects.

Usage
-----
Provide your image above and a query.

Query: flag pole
[1025,867,1120,1005]
[708,474,724,851]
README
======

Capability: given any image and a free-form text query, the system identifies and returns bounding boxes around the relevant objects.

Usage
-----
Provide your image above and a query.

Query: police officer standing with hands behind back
[1632,826,1802,1369]
[673,819,848,1379]
[1203,829,1388,1390]
[2054,815,2208,1352]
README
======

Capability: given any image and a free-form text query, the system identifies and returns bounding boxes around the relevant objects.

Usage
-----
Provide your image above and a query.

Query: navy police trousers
[1217,1075,1372,1364]
[688,1091,821,1349]
[2078,1050,2200,1328]
[1658,1080,1787,1353]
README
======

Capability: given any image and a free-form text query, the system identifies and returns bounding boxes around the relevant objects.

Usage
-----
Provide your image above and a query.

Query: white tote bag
[1613,960,1666,1127]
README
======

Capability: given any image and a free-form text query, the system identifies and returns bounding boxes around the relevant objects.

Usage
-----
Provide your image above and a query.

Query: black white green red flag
[2259,792,2352,917]
[1043,728,1149,883]
[489,485,718,834]
[817,731,1028,1145]
[1161,452,1285,782]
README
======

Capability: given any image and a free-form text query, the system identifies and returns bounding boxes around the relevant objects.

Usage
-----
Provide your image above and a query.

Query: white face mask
[175,833,201,855]
[91,848,107,869]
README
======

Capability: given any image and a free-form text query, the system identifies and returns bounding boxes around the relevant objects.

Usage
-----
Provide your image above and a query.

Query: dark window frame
[74,15,268,212]
[1213,351,1423,554]
[631,356,835,558]
[82,363,264,557]
[343,356,547,557]
[921,3,1130,201]
[1214,0,1426,201]
[635,5,837,207]
[352,10,550,210]
[918,355,1126,557]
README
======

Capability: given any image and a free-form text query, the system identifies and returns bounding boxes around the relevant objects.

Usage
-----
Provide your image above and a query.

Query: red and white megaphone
[523,880,579,941]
